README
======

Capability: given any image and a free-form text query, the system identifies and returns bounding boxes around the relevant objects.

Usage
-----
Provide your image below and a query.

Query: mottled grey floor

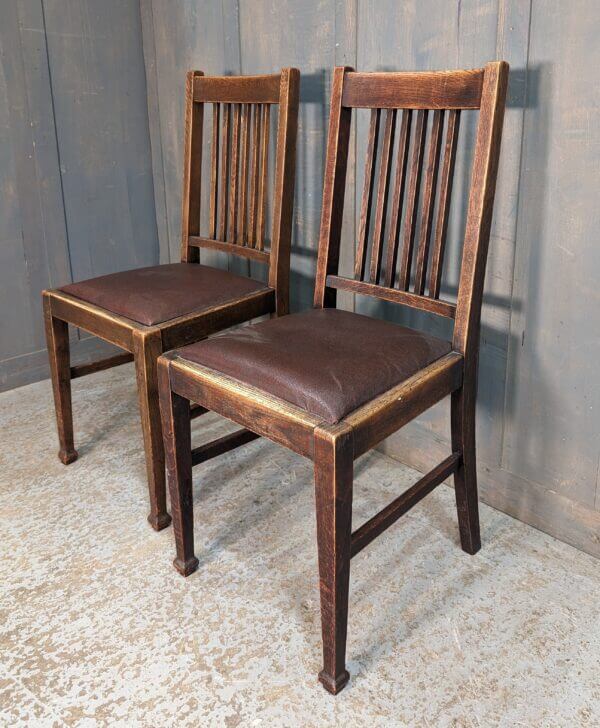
[0,364,598,727]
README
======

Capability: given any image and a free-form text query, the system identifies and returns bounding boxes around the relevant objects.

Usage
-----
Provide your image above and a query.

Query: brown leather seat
[176,308,452,424]
[60,263,269,326]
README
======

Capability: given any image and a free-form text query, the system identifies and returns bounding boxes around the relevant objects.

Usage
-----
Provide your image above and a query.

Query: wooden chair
[158,62,508,693]
[42,68,300,530]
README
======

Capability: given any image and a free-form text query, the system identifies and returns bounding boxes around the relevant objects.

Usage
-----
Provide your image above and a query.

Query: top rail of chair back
[341,68,486,109]
[193,73,285,105]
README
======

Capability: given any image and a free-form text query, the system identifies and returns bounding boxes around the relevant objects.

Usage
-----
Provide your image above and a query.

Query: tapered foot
[318,669,350,694]
[173,556,199,577]
[58,449,78,465]
[461,536,481,556]
[147,511,172,531]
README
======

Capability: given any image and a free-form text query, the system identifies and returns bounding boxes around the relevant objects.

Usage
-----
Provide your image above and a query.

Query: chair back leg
[314,424,353,694]
[132,329,171,531]
[450,384,481,554]
[43,293,78,465]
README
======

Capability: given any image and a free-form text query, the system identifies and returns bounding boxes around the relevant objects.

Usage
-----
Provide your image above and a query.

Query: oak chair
[158,62,508,693]
[42,68,300,530]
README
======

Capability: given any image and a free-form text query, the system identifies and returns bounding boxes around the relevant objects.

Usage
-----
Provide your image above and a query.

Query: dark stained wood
[248,104,262,247]
[369,108,396,284]
[451,385,480,554]
[191,428,259,466]
[188,236,270,263]
[159,288,275,351]
[70,351,133,379]
[42,69,299,536]
[228,104,241,241]
[384,109,412,287]
[132,328,171,531]
[49,290,136,350]
[342,68,484,109]
[451,61,509,555]
[453,63,509,357]
[256,104,270,250]
[313,66,353,309]
[429,110,461,298]
[238,103,250,243]
[155,63,509,696]
[180,70,203,263]
[157,359,197,576]
[398,109,428,290]
[414,109,444,294]
[346,352,464,458]
[190,403,208,419]
[354,108,380,280]
[218,103,231,241]
[43,292,77,464]
[326,275,456,318]
[194,73,281,104]
[314,424,353,695]
[351,452,460,557]
[268,68,300,315]
[168,355,320,459]
[209,103,220,239]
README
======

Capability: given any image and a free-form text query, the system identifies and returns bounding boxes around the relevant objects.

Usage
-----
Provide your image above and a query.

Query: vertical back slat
[248,104,262,247]
[256,104,270,250]
[414,109,444,294]
[429,109,461,298]
[398,109,428,290]
[228,104,241,241]
[384,109,412,287]
[209,103,220,239]
[218,103,231,241]
[354,108,381,280]
[369,109,396,283]
[238,103,251,244]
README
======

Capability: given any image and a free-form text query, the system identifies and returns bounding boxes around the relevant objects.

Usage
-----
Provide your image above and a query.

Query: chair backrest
[313,63,508,360]
[181,69,300,313]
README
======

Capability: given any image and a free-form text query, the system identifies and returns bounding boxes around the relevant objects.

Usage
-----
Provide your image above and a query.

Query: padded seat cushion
[60,263,269,326]
[176,308,452,424]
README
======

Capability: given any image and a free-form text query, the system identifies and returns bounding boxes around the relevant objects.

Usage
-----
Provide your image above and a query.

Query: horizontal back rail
[341,69,484,109]
[326,275,456,318]
[193,74,281,104]
[188,236,270,263]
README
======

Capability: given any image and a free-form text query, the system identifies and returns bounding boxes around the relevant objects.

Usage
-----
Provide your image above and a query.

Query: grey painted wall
[0,0,158,390]
[141,0,600,557]
[1,1,598,558]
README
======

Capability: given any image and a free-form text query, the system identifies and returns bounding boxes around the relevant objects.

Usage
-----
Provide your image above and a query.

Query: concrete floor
[0,364,598,727]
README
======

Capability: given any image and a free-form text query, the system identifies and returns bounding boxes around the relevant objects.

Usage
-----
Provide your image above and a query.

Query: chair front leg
[43,293,77,465]
[451,381,481,554]
[132,329,171,531]
[313,424,354,695]
[157,358,198,577]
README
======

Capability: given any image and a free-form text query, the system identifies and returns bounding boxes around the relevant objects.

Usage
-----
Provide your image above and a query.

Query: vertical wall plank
[0,0,154,390]
[502,0,600,506]
[0,0,72,363]
[43,0,159,283]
